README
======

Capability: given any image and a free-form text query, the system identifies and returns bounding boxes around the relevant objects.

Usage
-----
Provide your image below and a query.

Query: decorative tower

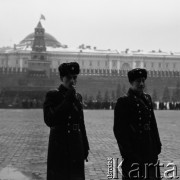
[27,21,51,77]
[32,21,46,53]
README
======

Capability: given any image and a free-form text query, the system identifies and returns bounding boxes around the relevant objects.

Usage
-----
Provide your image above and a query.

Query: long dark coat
[113,88,162,179]
[43,84,90,180]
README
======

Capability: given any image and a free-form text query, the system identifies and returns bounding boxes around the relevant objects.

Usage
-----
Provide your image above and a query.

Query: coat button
[68,130,70,133]
[68,116,71,119]
[137,104,139,107]
[139,117,141,120]
[138,111,141,113]
[68,123,70,126]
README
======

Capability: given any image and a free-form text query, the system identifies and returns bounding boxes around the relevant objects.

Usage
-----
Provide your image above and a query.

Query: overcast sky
[0,0,180,52]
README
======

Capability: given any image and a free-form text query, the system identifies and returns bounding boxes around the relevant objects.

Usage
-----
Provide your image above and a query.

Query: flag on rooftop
[40,14,46,21]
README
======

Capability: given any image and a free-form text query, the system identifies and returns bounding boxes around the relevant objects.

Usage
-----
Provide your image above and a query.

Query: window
[113,61,117,67]
[97,61,100,66]
[82,61,84,66]
[144,62,146,68]
[166,63,168,68]
[158,62,161,68]
[151,62,154,68]
[89,61,92,66]
[173,63,176,69]
[40,55,44,60]
[136,61,141,68]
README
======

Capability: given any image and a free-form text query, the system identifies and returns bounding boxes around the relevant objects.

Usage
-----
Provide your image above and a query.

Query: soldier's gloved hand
[65,88,76,102]
[84,150,89,160]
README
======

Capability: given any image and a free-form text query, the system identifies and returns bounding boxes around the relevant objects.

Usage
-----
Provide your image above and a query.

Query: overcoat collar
[127,88,144,99]
[57,84,82,110]
[57,84,68,94]
[127,88,151,109]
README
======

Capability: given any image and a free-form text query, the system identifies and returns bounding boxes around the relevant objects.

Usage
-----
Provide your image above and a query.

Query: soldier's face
[131,77,145,92]
[62,74,77,89]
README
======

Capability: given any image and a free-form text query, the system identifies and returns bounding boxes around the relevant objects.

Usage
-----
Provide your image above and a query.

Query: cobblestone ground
[0,109,180,180]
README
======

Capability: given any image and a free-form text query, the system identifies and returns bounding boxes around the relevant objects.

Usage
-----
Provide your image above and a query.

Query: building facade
[0,21,180,108]
[0,21,180,77]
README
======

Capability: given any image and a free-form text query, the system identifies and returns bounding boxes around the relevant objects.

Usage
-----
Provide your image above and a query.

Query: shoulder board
[46,89,59,95]
[117,95,128,102]
[50,89,59,92]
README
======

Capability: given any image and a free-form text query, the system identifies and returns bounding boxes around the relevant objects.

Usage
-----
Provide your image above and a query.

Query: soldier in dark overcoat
[113,68,162,180]
[43,62,90,180]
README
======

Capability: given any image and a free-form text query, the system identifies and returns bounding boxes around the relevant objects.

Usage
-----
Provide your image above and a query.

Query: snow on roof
[46,46,119,54]
[1,45,180,58]
[119,50,180,57]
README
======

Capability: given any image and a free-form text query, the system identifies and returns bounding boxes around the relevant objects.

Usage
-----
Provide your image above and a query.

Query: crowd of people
[83,101,180,110]
[153,101,180,110]
[0,98,43,108]
[0,96,180,110]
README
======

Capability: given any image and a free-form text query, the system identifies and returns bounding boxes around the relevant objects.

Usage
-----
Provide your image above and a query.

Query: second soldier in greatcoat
[114,68,162,180]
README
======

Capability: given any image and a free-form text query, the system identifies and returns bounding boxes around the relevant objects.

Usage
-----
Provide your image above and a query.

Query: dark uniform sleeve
[78,94,90,153]
[113,97,142,162]
[81,110,90,153]
[43,90,73,127]
[148,95,162,155]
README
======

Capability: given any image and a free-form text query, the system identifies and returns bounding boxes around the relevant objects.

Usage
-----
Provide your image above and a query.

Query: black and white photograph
[0,0,180,179]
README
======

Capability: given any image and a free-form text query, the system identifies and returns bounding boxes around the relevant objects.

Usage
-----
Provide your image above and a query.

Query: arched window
[136,61,141,68]
[144,62,146,68]
[158,62,161,68]
[97,61,100,66]
[151,62,154,68]
[113,61,117,67]
[121,63,131,70]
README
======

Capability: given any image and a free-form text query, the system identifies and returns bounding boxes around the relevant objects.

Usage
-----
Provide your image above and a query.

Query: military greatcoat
[113,88,162,179]
[43,84,90,180]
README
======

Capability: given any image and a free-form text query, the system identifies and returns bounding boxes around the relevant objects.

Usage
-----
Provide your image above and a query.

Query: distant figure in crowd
[43,62,90,180]
[114,68,162,180]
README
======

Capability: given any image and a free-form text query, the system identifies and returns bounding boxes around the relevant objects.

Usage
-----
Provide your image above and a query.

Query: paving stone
[0,109,179,179]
